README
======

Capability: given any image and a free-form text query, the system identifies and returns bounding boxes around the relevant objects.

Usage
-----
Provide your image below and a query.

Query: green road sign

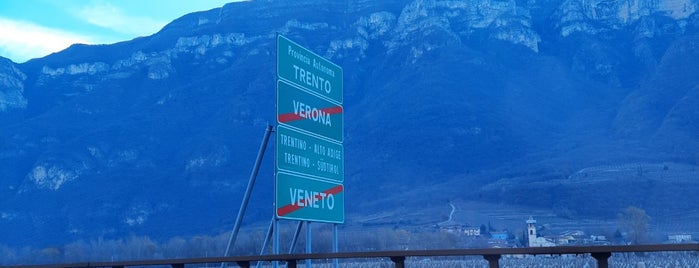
[275,35,345,224]
[277,34,343,104]
[277,125,344,182]
[276,172,344,223]
[277,80,343,143]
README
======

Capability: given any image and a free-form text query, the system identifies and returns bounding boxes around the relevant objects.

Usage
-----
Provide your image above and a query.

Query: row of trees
[0,225,466,265]
[0,206,653,265]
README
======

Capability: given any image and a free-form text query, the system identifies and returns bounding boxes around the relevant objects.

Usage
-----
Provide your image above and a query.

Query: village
[436,216,696,248]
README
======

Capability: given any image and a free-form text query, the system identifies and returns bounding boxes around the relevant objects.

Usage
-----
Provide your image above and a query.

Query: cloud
[76,2,167,36]
[0,17,93,63]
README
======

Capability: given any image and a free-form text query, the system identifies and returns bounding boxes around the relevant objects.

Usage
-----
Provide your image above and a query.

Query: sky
[0,0,239,63]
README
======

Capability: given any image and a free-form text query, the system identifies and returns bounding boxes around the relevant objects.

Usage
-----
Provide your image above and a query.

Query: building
[668,234,693,243]
[531,236,556,247]
[526,216,555,247]
[491,231,509,240]
[526,216,537,247]
[464,227,481,236]
[437,221,463,234]
[590,235,608,243]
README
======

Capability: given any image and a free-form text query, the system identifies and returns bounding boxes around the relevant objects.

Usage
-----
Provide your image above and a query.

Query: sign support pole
[255,219,275,268]
[288,221,304,254]
[305,222,312,268]
[333,224,339,268]
[221,125,273,268]
[273,218,280,268]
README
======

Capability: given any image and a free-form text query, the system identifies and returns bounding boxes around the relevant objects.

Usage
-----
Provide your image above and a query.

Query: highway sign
[275,172,344,223]
[275,34,344,224]
[277,80,343,143]
[276,125,344,182]
[277,34,343,104]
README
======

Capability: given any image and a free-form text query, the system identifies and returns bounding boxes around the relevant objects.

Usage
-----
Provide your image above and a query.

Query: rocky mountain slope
[1,0,698,248]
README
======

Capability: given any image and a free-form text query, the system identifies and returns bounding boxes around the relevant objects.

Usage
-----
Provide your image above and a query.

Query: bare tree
[617,206,650,244]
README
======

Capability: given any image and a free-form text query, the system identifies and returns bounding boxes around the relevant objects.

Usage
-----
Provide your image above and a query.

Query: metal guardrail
[2,244,698,268]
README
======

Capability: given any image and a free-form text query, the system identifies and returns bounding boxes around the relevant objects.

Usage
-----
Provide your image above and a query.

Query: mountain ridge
[1,0,698,248]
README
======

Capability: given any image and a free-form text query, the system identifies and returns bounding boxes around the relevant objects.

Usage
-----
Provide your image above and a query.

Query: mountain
[1,0,699,250]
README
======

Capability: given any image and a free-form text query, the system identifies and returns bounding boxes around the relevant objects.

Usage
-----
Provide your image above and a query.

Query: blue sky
[0,0,239,63]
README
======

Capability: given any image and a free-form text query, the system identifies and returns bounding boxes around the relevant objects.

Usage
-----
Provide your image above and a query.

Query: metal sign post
[273,218,280,268]
[305,222,312,268]
[221,125,273,268]
[333,224,339,268]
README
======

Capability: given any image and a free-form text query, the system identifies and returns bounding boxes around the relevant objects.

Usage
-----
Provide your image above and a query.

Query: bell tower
[526,216,537,247]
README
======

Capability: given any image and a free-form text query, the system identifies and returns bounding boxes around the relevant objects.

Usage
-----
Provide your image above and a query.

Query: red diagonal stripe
[324,184,344,195]
[278,106,343,123]
[277,184,344,217]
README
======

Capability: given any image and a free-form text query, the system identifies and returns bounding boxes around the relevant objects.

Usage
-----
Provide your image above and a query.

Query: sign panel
[277,35,343,104]
[277,125,344,182]
[275,172,344,223]
[277,80,343,143]
[275,34,344,224]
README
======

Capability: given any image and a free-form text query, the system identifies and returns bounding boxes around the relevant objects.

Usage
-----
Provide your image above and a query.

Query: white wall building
[668,234,693,243]
[527,216,555,247]
[464,227,481,236]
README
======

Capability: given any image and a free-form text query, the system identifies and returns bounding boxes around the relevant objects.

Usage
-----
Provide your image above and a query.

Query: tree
[617,206,650,244]
[479,224,488,235]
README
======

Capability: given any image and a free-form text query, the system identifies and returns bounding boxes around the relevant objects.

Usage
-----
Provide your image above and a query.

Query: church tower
[526,216,537,247]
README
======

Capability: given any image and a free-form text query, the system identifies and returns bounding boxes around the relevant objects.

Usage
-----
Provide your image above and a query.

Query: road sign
[277,80,343,143]
[277,35,343,104]
[275,172,344,223]
[276,34,344,224]
[276,125,344,182]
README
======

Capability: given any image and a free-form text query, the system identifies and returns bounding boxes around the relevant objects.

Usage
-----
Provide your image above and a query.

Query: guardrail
[2,244,698,268]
